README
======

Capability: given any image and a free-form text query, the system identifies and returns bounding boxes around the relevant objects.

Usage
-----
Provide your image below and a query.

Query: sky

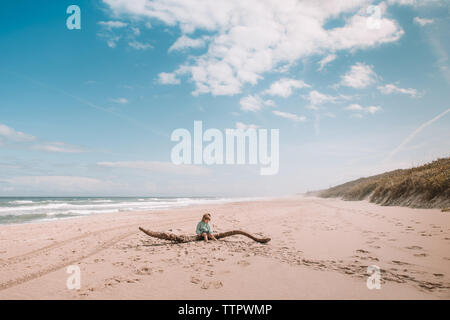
[0,0,449,197]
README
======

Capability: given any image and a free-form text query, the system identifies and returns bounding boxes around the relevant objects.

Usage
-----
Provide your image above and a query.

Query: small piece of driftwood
[139,227,271,244]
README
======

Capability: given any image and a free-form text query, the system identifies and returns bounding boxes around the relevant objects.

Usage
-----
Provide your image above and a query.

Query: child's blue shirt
[196,221,212,234]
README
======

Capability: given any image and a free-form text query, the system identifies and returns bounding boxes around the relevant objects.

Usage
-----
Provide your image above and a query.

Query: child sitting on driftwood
[196,213,217,242]
[139,213,270,243]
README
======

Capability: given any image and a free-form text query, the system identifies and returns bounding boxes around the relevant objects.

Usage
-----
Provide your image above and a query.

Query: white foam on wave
[9,200,34,204]
[0,197,256,223]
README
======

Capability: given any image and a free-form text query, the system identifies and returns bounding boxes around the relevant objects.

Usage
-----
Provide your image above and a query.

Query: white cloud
[32,142,87,153]
[110,97,129,104]
[0,123,87,153]
[327,2,403,50]
[169,35,207,52]
[365,106,382,114]
[272,110,306,122]
[351,113,364,119]
[235,122,259,130]
[128,41,152,50]
[388,0,446,7]
[98,21,128,29]
[275,64,292,74]
[264,99,276,107]
[318,54,337,71]
[239,95,273,112]
[377,83,418,97]
[240,95,263,112]
[97,161,210,175]
[5,176,118,194]
[158,72,180,84]
[103,35,121,48]
[102,0,404,96]
[263,78,310,98]
[131,27,141,35]
[340,62,378,88]
[387,0,416,5]
[413,17,434,26]
[0,123,36,142]
[345,103,364,111]
[344,103,382,116]
[307,90,338,105]
[98,21,149,50]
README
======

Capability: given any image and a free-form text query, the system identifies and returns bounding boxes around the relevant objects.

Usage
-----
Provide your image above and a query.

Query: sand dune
[0,196,449,299]
[319,158,450,209]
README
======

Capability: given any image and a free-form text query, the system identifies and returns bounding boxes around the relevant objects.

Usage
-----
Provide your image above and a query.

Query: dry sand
[0,196,449,299]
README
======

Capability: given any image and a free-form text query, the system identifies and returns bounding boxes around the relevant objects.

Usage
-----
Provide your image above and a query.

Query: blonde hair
[202,213,211,221]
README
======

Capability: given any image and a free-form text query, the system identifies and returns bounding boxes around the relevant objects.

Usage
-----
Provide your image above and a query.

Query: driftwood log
[139,227,270,244]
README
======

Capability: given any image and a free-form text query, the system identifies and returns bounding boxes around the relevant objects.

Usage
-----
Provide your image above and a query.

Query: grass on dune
[319,158,450,209]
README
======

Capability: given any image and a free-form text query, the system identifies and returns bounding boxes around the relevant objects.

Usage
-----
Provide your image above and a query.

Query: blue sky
[0,0,449,196]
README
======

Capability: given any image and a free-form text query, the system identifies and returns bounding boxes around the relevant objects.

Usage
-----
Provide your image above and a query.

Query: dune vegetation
[319,158,450,209]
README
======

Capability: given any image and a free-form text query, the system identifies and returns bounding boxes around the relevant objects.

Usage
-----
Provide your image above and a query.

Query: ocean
[0,197,242,225]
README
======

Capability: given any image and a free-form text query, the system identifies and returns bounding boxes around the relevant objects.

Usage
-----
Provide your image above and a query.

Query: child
[196,213,217,242]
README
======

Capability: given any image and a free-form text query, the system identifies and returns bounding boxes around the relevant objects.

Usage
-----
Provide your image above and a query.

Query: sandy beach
[0,196,449,299]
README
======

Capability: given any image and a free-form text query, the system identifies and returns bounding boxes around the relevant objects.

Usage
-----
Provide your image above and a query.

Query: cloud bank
[103,0,403,96]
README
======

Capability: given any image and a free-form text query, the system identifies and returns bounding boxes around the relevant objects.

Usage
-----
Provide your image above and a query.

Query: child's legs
[208,233,217,240]
[201,232,208,241]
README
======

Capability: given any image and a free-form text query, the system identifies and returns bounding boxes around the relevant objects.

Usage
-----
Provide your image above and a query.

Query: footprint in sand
[392,260,409,265]
[126,278,140,283]
[201,280,223,289]
[135,267,152,275]
[405,246,422,250]
[237,260,251,267]
[191,276,201,284]
[413,253,428,257]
